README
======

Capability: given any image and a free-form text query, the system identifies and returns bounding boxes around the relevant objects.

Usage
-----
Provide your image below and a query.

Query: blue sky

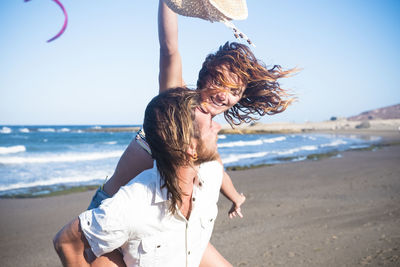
[1,0,399,125]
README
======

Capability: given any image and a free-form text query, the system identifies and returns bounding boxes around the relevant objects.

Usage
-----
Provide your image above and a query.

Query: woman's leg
[200,242,233,267]
[90,250,126,267]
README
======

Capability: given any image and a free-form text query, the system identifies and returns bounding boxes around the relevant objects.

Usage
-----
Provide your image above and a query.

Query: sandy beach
[0,130,399,267]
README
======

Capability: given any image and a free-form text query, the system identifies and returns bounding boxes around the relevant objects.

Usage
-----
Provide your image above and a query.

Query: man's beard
[194,138,218,165]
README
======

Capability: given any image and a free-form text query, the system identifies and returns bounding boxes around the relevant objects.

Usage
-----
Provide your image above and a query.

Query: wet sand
[0,132,399,267]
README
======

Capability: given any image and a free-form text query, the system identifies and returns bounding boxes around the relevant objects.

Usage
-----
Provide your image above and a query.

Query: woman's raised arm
[158,0,184,92]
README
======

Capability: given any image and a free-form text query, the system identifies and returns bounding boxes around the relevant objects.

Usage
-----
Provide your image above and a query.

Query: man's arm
[55,186,133,266]
[158,0,184,92]
[53,217,91,267]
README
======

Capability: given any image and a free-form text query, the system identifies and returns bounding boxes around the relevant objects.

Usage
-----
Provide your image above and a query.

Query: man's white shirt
[79,160,223,267]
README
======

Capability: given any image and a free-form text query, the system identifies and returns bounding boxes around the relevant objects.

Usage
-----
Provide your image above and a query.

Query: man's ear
[187,138,198,159]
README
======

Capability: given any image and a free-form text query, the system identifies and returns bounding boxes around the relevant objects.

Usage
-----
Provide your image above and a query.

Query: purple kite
[25,0,68,42]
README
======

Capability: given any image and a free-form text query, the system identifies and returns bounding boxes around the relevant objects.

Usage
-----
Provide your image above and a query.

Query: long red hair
[197,42,297,125]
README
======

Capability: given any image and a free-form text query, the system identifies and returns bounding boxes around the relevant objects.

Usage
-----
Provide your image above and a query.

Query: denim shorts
[87,187,111,210]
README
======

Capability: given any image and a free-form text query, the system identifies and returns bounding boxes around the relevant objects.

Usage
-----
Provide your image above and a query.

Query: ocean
[0,125,380,197]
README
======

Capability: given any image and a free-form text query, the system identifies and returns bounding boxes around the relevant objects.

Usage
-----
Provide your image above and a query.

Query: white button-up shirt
[79,160,223,267]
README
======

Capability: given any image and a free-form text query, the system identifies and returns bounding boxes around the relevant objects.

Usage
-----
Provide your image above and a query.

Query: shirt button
[87,221,90,226]
[192,197,196,202]
[157,245,161,248]
[188,251,191,255]
[209,218,213,222]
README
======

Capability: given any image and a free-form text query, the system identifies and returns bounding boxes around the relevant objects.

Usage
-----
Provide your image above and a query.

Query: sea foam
[19,128,30,133]
[262,136,287,143]
[320,139,347,147]
[59,128,70,132]
[275,145,318,156]
[0,150,123,164]
[218,136,286,148]
[38,128,56,132]
[222,152,268,164]
[0,127,12,134]
[219,139,263,148]
[0,171,108,192]
[104,141,117,145]
[0,145,26,155]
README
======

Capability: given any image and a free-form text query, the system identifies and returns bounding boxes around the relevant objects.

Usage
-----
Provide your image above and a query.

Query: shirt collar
[196,164,206,188]
[154,161,169,204]
[153,161,207,204]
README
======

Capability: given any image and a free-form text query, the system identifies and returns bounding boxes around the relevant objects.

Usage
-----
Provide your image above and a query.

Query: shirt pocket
[200,204,218,244]
[200,204,218,229]
[122,239,141,266]
[139,237,167,266]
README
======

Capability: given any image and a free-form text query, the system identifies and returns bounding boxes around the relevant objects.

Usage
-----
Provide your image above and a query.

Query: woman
[89,1,295,266]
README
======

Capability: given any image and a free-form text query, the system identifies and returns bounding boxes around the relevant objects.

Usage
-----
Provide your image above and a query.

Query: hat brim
[209,0,248,20]
[164,0,248,22]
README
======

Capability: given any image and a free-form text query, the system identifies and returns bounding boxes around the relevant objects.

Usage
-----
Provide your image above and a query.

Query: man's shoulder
[199,160,223,173]
[121,161,167,202]
[121,167,158,199]
[198,160,223,187]
[126,167,157,187]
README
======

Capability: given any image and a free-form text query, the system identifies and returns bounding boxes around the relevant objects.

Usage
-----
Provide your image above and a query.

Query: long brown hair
[143,87,201,214]
[197,42,297,125]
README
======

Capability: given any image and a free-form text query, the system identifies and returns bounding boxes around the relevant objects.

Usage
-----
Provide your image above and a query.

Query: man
[53,88,226,266]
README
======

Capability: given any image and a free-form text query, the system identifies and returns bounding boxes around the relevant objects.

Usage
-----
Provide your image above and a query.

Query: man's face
[193,107,221,163]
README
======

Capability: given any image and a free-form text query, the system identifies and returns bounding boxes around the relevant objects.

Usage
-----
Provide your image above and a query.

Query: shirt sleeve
[79,186,135,257]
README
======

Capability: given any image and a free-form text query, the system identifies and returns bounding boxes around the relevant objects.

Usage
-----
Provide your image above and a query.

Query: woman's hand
[228,192,246,219]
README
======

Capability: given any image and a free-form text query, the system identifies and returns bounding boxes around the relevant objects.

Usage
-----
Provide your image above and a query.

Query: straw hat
[163,0,254,46]
[163,0,248,22]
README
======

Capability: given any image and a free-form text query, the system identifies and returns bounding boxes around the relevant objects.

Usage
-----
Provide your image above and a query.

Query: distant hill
[348,104,400,121]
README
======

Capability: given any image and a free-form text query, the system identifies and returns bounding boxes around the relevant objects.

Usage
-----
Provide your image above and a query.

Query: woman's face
[200,68,245,116]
